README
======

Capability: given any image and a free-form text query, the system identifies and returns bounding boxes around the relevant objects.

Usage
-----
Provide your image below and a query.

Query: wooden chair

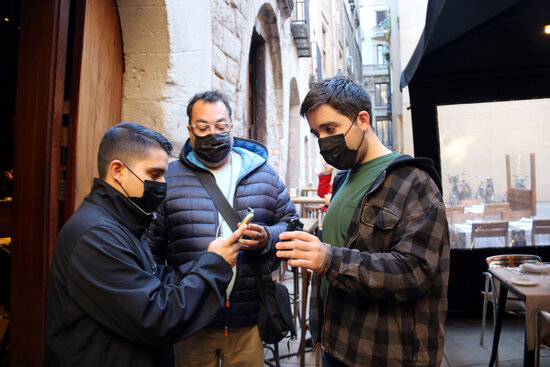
[460,198,484,207]
[480,254,541,346]
[483,208,503,221]
[501,209,532,221]
[485,202,511,211]
[471,221,509,249]
[449,212,482,225]
[506,153,536,216]
[445,205,464,218]
[532,219,550,246]
[483,203,510,221]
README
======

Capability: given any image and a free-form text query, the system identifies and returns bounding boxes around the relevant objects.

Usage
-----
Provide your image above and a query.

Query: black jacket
[147,138,298,328]
[44,179,233,367]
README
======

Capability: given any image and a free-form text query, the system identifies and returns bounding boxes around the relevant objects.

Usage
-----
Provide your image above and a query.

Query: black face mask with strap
[193,132,232,163]
[318,120,364,170]
[118,164,167,214]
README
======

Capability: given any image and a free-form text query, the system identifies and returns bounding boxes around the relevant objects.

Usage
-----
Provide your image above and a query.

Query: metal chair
[480,254,542,348]
[535,310,550,367]
[532,219,550,246]
[471,221,509,249]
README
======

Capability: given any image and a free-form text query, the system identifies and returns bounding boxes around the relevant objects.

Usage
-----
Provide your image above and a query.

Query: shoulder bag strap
[193,169,266,298]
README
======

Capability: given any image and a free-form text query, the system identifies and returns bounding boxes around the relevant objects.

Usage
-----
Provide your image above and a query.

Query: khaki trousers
[174,325,264,367]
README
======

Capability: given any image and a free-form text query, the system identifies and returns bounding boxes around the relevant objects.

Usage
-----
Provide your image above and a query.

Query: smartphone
[241,207,254,225]
[286,218,300,232]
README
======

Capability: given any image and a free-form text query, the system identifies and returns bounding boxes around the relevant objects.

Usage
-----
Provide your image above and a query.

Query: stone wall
[116,0,315,188]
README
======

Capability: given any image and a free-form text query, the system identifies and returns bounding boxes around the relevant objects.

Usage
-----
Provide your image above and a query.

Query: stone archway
[242,3,285,170]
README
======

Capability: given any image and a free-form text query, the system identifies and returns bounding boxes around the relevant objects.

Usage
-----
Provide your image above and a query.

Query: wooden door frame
[11,0,70,364]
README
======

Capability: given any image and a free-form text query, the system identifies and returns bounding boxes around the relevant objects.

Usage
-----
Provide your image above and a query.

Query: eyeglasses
[190,122,232,136]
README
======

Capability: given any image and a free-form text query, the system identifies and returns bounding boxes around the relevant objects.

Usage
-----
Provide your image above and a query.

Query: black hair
[300,77,372,125]
[97,122,172,179]
[186,91,232,122]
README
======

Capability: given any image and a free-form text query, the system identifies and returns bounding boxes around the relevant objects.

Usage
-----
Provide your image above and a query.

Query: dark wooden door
[65,0,123,215]
[11,0,122,364]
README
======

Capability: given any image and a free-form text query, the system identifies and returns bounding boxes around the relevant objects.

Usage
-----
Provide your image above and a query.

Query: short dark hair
[300,78,372,125]
[97,122,172,179]
[186,91,232,122]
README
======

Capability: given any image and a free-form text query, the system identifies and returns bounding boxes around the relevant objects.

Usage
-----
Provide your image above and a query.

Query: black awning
[401,0,534,90]
[397,0,550,176]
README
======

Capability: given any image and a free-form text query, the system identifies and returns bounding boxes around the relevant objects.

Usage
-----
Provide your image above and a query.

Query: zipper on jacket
[224,297,230,336]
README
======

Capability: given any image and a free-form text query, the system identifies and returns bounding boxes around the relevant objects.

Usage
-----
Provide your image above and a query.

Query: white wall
[391,0,428,156]
[438,98,550,203]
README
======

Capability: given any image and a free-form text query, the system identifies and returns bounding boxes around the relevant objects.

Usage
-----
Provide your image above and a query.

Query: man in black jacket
[44,122,247,367]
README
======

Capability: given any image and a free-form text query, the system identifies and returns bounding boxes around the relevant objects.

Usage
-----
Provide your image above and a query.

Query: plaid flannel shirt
[310,156,450,367]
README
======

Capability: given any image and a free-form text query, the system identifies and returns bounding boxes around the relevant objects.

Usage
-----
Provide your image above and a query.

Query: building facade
[361,0,392,149]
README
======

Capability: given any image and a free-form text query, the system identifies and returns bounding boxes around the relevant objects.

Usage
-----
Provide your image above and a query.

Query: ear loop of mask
[115,162,157,218]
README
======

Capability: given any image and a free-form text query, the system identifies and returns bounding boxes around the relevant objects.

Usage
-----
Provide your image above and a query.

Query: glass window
[375,83,389,106]
[376,11,386,26]
[438,98,550,249]
[377,45,389,65]
[375,118,392,148]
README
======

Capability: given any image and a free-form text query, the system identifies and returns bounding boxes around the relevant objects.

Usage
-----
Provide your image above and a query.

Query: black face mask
[119,164,167,214]
[193,132,232,163]
[318,121,364,170]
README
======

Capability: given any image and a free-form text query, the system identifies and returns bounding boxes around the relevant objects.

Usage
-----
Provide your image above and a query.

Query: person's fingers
[286,259,313,268]
[278,231,316,241]
[276,239,314,251]
[243,229,258,239]
[228,224,247,243]
[276,248,312,260]
[240,238,259,247]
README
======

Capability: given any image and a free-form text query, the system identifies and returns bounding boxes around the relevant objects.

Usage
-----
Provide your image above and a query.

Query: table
[299,217,319,235]
[449,218,538,249]
[488,267,550,366]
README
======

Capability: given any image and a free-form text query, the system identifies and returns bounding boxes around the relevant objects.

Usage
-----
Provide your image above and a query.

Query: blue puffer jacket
[147,137,298,328]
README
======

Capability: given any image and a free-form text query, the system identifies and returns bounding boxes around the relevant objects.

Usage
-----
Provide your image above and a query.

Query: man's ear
[357,111,371,131]
[109,160,125,185]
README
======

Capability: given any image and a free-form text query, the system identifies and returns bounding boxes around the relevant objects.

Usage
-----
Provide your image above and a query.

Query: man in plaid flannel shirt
[277,78,449,366]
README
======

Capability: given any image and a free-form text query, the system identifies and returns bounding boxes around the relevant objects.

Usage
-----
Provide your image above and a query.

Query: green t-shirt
[320,151,400,301]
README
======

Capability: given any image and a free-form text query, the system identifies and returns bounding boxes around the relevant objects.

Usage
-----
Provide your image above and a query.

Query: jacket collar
[85,178,154,238]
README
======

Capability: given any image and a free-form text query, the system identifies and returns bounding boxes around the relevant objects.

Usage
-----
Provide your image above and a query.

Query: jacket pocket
[357,204,400,252]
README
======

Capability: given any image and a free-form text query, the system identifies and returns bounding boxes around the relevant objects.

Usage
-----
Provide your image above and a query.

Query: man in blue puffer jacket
[146,91,298,367]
